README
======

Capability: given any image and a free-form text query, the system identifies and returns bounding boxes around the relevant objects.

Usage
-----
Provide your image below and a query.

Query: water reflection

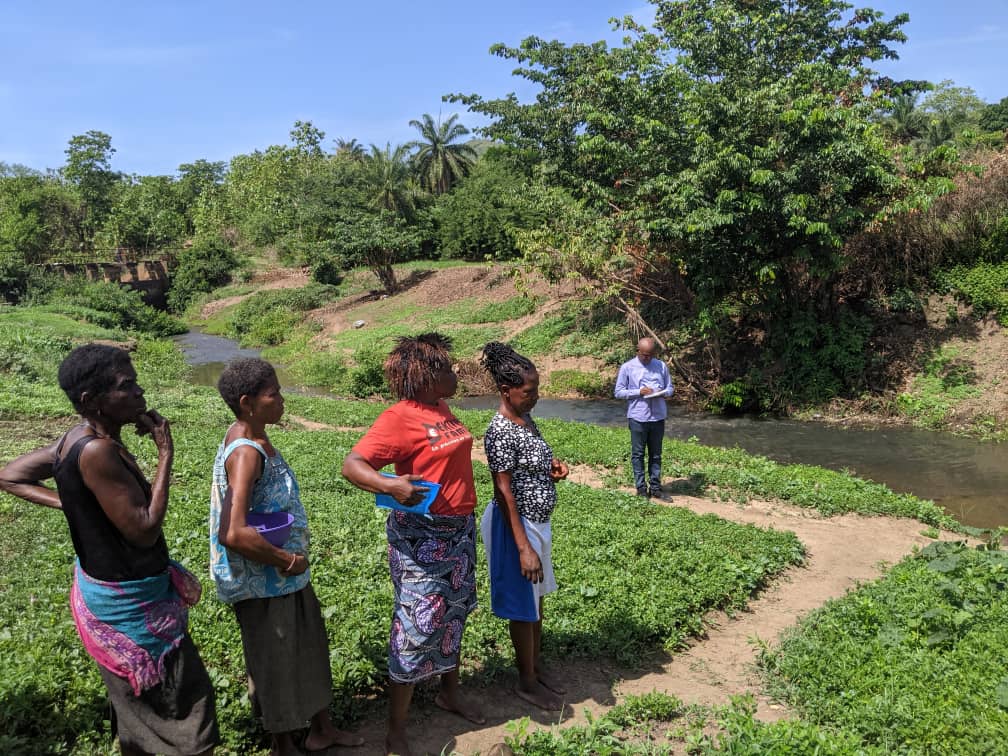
[174,330,1006,528]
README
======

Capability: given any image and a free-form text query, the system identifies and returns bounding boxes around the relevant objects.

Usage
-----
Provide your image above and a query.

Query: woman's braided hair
[384,332,454,400]
[480,341,536,389]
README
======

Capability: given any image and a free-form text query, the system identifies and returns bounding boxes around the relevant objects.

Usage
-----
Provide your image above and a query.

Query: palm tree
[884,94,926,144]
[363,143,420,219]
[407,113,477,195]
[922,116,955,151]
[334,137,366,162]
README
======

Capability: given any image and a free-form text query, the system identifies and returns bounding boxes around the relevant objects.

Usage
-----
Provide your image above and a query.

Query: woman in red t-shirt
[341,333,484,756]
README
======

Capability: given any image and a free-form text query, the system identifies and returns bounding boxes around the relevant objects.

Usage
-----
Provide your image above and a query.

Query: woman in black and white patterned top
[484,412,556,522]
[479,342,569,712]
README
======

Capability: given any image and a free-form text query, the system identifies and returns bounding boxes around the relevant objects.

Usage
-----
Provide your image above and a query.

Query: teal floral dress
[209,438,310,603]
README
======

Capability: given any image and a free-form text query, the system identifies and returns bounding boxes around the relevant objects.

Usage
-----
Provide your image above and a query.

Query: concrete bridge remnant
[47,260,172,309]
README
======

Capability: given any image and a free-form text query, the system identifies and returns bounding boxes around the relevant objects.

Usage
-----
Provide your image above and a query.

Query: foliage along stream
[176,330,1007,529]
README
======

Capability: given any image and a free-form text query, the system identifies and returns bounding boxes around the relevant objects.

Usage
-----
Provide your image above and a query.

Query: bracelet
[284,553,297,572]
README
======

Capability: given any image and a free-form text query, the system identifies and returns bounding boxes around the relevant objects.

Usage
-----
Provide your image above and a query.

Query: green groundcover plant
[761,541,1008,754]
[0,339,803,754]
[0,318,985,754]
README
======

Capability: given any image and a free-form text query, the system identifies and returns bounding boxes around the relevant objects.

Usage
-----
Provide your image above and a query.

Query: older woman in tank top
[0,344,218,756]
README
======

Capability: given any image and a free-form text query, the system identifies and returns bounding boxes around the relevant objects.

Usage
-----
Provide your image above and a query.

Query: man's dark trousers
[628,418,664,493]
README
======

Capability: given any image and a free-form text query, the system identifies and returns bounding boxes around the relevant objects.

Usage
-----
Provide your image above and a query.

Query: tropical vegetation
[0,306,1003,754]
[3,1,1007,423]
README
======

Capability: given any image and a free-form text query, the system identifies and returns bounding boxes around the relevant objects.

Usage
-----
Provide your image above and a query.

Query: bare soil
[919,295,1008,432]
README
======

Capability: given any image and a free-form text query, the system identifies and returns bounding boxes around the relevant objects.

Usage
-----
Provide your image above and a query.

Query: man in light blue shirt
[614,337,673,497]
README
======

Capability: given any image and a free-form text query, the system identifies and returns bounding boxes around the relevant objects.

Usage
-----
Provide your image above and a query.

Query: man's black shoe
[636,488,650,498]
[650,486,663,498]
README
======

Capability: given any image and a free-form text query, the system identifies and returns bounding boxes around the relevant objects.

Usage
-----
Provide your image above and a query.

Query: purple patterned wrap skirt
[385,510,478,683]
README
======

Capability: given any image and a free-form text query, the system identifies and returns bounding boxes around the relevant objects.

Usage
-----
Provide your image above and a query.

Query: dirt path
[199,270,311,319]
[297,437,954,755]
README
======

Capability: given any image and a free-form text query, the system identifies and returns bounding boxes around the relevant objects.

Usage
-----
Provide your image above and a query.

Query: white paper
[642,385,673,398]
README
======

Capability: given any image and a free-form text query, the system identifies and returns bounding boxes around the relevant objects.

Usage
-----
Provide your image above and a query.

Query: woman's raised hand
[136,410,173,458]
[550,459,569,482]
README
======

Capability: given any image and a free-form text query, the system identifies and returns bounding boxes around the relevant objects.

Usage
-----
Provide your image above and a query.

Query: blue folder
[375,472,440,515]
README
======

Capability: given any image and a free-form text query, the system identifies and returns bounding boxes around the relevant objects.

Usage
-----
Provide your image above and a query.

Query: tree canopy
[453,0,912,329]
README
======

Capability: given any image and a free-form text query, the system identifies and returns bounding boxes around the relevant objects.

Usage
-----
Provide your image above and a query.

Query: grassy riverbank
[1,309,1005,754]
[182,263,1008,441]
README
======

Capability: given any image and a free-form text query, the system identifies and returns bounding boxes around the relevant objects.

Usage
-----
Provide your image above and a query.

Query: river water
[175,330,1007,529]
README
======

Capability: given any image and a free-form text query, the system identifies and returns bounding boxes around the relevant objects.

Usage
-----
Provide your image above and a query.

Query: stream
[175,330,1007,529]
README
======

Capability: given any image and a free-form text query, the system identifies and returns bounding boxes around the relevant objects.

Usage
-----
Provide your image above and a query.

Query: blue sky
[2,0,1006,176]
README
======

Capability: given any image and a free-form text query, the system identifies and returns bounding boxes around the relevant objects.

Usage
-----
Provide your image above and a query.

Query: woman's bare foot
[305,726,365,751]
[434,692,487,724]
[385,731,413,756]
[515,681,563,711]
[270,733,300,756]
[536,667,567,695]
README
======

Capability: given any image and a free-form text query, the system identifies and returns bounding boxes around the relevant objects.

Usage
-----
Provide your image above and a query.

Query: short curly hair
[58,344,134,414]
[217,358,279,417]
[384,332,453,400]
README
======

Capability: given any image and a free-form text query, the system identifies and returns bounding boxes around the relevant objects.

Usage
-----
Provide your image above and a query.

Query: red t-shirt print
[352,400,477,517]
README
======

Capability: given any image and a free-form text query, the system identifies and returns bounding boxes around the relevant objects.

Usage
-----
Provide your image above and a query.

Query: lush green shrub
[296,351,347,391]
[432,159,542,260]
[945,261,1008,324]
[344,345,387,398]
[167,236,241,313]
[544,369,610,397]
[758,309,874,410]
[229,283,338,346]
[310,256,344,286]
[0,252,33,304]
[27,275,185,337]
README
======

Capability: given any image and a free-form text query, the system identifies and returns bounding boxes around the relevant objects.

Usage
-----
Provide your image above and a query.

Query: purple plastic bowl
[246,511,295,547]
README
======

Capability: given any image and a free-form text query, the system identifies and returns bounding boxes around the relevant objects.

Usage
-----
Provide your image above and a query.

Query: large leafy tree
[61,130,122,248]
[979,97,1008,133]
[882,93,927,144]
[176,159,227,238]
[919,80,987,130]
[289,120,326,159]
[103,175,187,253]
[224,145,300,245]
[329,211,420,294]
[0,174,79,299]
[407,113,477,195]
[453,0,911,334]
[432,156,543,260]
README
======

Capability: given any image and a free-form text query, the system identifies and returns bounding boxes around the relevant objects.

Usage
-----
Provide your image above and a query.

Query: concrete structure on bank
[47,260,172,309]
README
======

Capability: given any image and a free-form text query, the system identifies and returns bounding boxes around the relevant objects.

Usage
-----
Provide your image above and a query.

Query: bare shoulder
[77,436,124,464]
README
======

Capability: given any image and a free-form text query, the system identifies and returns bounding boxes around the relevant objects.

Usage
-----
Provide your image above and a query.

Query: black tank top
[53,433,169,581]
